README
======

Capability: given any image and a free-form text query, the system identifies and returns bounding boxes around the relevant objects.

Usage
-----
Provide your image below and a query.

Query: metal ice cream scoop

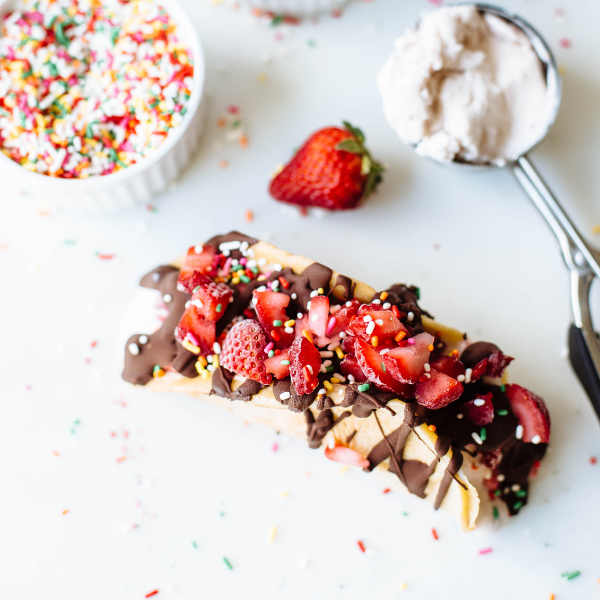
[417,4,600,419]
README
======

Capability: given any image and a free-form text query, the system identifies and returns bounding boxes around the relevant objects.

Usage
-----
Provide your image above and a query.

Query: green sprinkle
[515,490,527,498]
[492,506,499,520]
[415,287,420,300]
[64,239,76,245]
[153,365,162,373]
[231,119,241,128]
[223,557,233,571]
[281,360,290,366]
[19,111,26,129]
[250,267,259,274]
[149,99,160,109]
[500,384,506,392]
[22,68,33,79]
[494,490,501,497]
[326,365,334,373]
[271,14,283,26]
[358,383,370,392]
[497,409,508,416]
[191,540,198,549]
[110,27,120,45]
[268,350,275,358]
[273,320,283,327]
[561,571,581,581]
[307,39,316,47]
[402,512,408,516]
[513,501,523,511]
[73,420,80,425]
[48,62,59,77]
[480,427,487,442]
[239,274,251,283]
[54,22,69,47]
[219,511,225,517]
[180,107,188,117]
[193,286,201,292]
[216,304,222,313]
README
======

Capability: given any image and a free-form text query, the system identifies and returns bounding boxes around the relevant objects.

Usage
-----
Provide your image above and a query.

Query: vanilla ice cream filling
[377,5,554,165]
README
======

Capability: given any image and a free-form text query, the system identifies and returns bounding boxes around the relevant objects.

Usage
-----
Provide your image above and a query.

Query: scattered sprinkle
[191,541,198,549]
[478,547,492,555]
[561,570,581,581]
[61,509,69,515]
[268,525,277,543]
[357,540,366,553]
[382,488,391,494]
[223,557,233,570]
[431,528,439,541]
[245,209,254,223]
[590,456,597,465]
[145,590,159,598]
[492,506,499,520]
[559,37,572,48]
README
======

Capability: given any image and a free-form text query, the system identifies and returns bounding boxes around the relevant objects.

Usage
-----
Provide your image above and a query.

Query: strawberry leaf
[336,139,364,155]
[342,121,365,144]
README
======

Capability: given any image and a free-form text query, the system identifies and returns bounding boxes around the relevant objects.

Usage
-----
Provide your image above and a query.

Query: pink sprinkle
[272,443,279,452]
[185,332,200,347]
[426,0,442,4]
[559,37,572,48]
[239,257,247,266]
[227,105,240,114]
[325,317,337,336]
[264,342,274,355]
[407,338,415,345]
[478,547,493,555]
[222,257,233,276]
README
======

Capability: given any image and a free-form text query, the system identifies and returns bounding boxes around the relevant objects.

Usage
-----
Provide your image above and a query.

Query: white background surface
[1,0,600,598]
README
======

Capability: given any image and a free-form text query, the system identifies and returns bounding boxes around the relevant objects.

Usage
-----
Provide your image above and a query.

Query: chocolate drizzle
[210,366,265,401]
[341,383,397,418]
[305,408,352,449]
[273,378,319,413]
[329,274,356,302]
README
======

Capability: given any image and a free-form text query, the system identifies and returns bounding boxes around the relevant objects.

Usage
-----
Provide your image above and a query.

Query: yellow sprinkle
[212,0,223,4]
[592,225,600,235]
[330,377,340,384]
[232,277,240,285]
[558,64,567,75]
[195,362,207,376]
[272,164,284,178]
[278,491,289,498]
[284,320,295,327]
[213,354,220,369]
[318,288,324,295]
[257,73,267,83]
[334,347,345,360]
[399,583,408,591]
[323,381,333,391]
[371,336,378,347]
[303,329,314,344]
[182,339,200,354]
[268,525,277,543]
[339,465,349,474]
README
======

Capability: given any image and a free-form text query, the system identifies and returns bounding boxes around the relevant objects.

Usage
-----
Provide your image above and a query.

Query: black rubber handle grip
[569,323,600,421]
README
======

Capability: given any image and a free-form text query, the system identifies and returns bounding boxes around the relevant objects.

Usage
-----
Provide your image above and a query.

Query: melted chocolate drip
[273,378,319,413]
[341,383,397,418]
[329,274,356,302]
[460,342,501,368]
[210,366,266,401]
[305,408,352,449]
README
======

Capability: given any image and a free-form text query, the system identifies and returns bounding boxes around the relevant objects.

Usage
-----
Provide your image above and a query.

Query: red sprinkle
[98,254,115,260]
[431,528,439,540]
[479,547,493,555]
[278,276,290,289]
[357,540,366,553]
[591,456,598,465]
[382,488,391,494]
[90,340,98,348]
[391,305,400,318]
[559,37,572,48]
[227,105,240,114]
[145,591,159,598]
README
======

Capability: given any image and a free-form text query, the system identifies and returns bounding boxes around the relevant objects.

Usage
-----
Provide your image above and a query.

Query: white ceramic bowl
[239,0,349,17]
[0,0,206,211]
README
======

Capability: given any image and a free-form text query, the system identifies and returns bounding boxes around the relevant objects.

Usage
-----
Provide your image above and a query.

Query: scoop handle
[569,324,600,420]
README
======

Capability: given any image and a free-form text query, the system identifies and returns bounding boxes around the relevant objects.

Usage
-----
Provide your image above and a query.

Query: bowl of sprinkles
[0,0,205,210]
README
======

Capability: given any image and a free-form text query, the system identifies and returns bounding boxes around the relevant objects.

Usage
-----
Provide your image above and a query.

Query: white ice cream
[377,5,554,165]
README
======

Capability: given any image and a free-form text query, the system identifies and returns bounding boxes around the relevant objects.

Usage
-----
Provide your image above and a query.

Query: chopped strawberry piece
[308,295,330,338]
[264,349,291,379]
[430,355,466,379]
[178,245,217,292]
[486,352,514,378]
[340,354,368,382]
[462,392,494,426]
[341,336,356,354]
[354,338,413,396]
[253,290,294,349]
[348,308,406,343]
[471,358,488,381]
[324,444,370,468]
[220,319,272,385]
[327,300,360,336]
[382,333,434,384]
[357,302,385,315]
[190,281,232,321]
[289,335,321,395]
[414,368,464,409]
[176,308,216,355]
[505,384,550,443]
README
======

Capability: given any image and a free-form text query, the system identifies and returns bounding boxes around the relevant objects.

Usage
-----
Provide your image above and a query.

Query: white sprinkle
[471,432,483,445]
[291,293,297,300]
[311,314,319,322]
[531,435,541,445]
[380,348,390,356]
[457,374,465,382]
[163,294,173,303]
[192,299,203,309]
[297,313,304,319]
[366,321,375,335]
[310,290,319,298]
[497,474,505,482]
[320,351,334,358]
[375,319,384,326]
[327,341,340,351]
[279,392,291,400]
[306,365,314,375]
[258,257,267,266]
[511,484,521,492]
[346,301,352,307]
[219,241,241,251]
[231,259,239,266]
[307,301,311,310]
[138,335,148,345]
[322,360,332,368]
[348,374,355,383]
[456,413,463,419]
[246,260,257,269]
[128,343,140,356]
[185,301,191,309]
[285,327,294,334]
[333,373,346,382]
[152,272,161,282]
[207,355,214,363]
[329,305,341,314]
[207,364,216,372]
[213,342,221,354]
[318,388,326,396]
[382,303,391,309]
[252,298,258,305]
[338,389,344,395]
[465,368,472,384]
[474,398,485,406]
[273,264,283,271]
[327,438,335,449]
[372,299,381,305]
[424,363,430,372]
[247,248,255,258]
[240,241,249,255]
[257,286,267,292]
[339,332,347,339]
[516,425,524,440]
[407,312,414,322]
[194,245,204,254]
[363,315,373,323]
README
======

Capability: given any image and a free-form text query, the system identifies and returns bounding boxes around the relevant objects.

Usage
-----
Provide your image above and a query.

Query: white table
[1,0,600,598]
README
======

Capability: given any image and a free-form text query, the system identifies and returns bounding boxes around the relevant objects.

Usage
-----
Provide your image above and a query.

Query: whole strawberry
[269,122,384,210]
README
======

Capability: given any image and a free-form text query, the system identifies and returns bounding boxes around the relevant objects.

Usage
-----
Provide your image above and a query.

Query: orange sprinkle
[53,450,60,457]
[61,509,69,515]
[382,488,391,494]
[428,424,436,432]
[452,349,459,357]
[303,329,313,344]
[371,336,378,347]
[357,540,366,553]
[395,331,406,342]
[217,117,227,128]
[116,456,127,463]
[431,528,439,540]
[245,209,254,223]
[380,292,388,301]
[549,595,555,600]
[239,134,249,148]
[219,159,228,169]
[198,356,208,367]
[428,344,434,352]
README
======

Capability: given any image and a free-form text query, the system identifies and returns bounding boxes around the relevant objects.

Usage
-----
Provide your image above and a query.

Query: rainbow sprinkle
[0,0,194,177]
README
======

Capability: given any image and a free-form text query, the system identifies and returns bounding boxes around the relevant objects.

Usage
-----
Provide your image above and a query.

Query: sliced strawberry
[357,302,385,315]
[430,355,466,380]
[324,444,370,468]
[176,308,216,355]
[341,336,356,354]
[264,349,291,379]
[354,338,413,396]
[486,352,514,378]
[253,290,294,349]
[471,358,489,381]
[505,384,550,443]
[289,335,321,395]
[414,368,463,409]
[307,295,330,339]
[190,281,232,321]
[382,333,434,384]
[220,319,272,385]
[348,308,406,343]
[178,245,217,293]
[327,300,360,336]
[462,392,494,426]
[340,354,368,382]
